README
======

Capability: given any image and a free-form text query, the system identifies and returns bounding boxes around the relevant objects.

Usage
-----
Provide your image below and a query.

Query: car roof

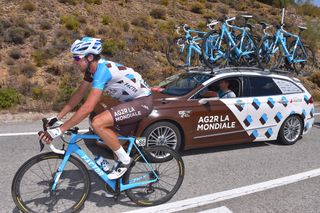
[184,66,300,85]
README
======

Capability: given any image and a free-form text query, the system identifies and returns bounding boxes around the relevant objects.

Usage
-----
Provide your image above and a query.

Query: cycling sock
[114,147,131,164]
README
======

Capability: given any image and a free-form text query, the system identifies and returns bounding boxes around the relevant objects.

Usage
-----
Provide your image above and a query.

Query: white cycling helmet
[70,37,102,56]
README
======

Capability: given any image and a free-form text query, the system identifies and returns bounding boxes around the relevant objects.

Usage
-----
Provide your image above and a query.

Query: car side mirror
[198,97,219,105]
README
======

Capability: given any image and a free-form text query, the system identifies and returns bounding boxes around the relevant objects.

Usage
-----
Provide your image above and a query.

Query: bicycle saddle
[298,26,307,31]
[241,15,253,19]
[260,22,270,29]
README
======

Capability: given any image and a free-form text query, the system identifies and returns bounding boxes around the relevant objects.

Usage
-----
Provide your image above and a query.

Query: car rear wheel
[142,122,182,158]
[278,115,303,145]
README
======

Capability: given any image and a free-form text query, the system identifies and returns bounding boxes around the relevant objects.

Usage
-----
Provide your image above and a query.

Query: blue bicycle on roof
[11,119,184,212]
[201,15,261,68]
[166,23,215,69]
[257,8,316,74]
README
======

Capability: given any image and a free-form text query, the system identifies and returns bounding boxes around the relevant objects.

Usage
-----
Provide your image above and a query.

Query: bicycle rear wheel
[12,152,90,213]
[124,146,184,206]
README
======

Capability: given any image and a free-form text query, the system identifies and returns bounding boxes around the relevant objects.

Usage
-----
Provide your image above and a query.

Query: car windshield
[161,73,211,96]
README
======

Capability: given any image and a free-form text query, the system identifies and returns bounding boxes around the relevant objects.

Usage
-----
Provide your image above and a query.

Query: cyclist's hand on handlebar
[39,127,62,144]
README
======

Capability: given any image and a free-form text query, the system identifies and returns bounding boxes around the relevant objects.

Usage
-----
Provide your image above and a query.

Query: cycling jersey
[84,59,151,102]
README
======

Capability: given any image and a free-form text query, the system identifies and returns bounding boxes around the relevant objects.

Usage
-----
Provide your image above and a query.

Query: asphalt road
[1,116,320,213]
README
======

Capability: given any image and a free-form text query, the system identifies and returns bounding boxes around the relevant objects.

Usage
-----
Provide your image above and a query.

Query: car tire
[278,115,303,145]
[142,121,182,152]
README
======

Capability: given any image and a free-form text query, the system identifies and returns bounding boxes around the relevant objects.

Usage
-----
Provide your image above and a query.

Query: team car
[92,67,315,157]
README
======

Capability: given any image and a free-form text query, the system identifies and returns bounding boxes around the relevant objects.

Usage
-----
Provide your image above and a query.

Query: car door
[244,75,283,141]
[187,76,252,148]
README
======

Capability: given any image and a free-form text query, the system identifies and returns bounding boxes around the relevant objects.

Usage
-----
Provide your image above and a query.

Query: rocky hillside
[0,0,319,112]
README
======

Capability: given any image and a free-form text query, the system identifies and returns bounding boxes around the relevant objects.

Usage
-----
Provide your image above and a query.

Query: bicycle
[257,8,316,74]
[202,15,261,68]
[12,119,185,212]
[166,22,216,69]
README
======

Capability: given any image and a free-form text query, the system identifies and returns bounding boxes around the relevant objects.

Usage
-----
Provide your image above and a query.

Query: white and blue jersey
[85,59,151,102]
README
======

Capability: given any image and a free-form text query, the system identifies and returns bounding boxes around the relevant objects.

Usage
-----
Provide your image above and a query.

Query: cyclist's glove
[40,127,62,142]
[47,117,64,128]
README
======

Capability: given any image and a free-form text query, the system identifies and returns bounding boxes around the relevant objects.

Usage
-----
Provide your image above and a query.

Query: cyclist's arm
[57,80,91,120]
[59,63,111,132]
[60,88,102,132]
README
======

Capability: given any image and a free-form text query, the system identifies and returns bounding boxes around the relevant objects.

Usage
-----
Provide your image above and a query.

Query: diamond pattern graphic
[281,96,288,107]
[310,107,314,117]
[304,122,310,132]
[274,112,283,123]
[235,99,245,112]
[304,95,309,104]
[265,128,273,138]
[302,109,306,119]
[244,115,253,127]
[267,97,275,108]
[259,113,268,125]
[252,98,261,110]
[250,130,259,139]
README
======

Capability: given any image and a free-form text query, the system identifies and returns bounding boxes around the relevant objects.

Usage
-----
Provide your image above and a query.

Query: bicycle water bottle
[95,156,113,173]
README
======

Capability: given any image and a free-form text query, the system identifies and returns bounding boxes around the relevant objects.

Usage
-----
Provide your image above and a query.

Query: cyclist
[39,37,153,179]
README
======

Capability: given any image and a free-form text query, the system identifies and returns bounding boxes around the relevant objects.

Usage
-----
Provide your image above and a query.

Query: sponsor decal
[81,155,104,176]
[197,115,236,131]
[114,107,142,122]
[178,110,191,118]
[124,82,138,93]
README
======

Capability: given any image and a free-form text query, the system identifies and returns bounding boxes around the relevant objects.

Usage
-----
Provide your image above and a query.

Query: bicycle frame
[50,133,160,192]
[180,28,206,66]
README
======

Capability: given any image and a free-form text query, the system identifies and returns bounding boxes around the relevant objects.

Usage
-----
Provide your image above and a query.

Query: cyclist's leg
[92,95,153,179]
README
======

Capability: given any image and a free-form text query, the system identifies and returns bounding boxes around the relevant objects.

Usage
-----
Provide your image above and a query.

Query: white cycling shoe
[107,158,134,180]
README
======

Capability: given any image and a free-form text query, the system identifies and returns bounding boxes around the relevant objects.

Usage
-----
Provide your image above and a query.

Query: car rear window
[161,73,211,96]
[248,76,282,96]
[273,78,303,94]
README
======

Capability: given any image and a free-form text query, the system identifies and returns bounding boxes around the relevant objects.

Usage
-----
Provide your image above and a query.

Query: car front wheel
[142,121,182,156]
[278,115,303,145]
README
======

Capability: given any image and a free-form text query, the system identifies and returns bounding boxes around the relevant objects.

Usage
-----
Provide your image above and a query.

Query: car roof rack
[184,66,292,77]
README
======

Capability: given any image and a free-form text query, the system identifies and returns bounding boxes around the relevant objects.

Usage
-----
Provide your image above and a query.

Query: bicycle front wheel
[12,152,90,213]
[124,146,184,206]
[166,37,188,69]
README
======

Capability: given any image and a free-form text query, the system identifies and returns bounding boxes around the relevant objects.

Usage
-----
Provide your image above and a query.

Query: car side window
[192,77,241,99]
[248,76,282,96]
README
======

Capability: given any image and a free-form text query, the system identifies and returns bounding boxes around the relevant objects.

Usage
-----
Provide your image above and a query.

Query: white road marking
[0,129,89,137]
[314,112,320,116]
[197,206,233,213]
[125,168,320,213]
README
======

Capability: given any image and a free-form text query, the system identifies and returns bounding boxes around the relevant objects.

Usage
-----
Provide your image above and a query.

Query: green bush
[150,8,167,20]
[102,40,118,56]
[32,49,49,67]
[40,20,52,30]
[296,3,320,17]
[85,0,102,4]
[60,15,80,31]
[31,87,43,100]
[4,27,30,44]
[190,3,204,14]
[23,1,36,12]
[84,27,96,36]
[58,0,80,5]
[161,0,169,6]
[102,15,112,25]
[53,73,81,111]
[0,88,20,109]
[132,16,153,30]
[9,48,22,60]
[20,63,37,77]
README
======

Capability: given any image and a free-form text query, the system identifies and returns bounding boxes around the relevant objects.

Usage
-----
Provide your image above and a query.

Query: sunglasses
[73,55,85,61]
